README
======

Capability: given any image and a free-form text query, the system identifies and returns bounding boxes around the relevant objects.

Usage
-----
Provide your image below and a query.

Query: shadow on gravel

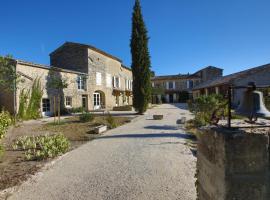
[96,133,195,140]
[144,125,178,130]
[149,142,183,145]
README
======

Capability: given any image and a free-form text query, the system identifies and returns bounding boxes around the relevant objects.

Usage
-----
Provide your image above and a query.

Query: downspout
[13,60,17,121]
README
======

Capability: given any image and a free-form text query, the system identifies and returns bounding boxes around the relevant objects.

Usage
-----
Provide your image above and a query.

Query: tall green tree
[130,0,152,114]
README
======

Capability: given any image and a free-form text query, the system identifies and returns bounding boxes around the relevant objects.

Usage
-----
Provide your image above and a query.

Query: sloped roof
[50,42,122,63]
[151,74,200,81]
[193,63,270,90]
[193,66,223,75]
[16,60,88,75]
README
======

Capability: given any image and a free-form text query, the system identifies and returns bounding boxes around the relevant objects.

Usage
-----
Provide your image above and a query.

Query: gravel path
[9,104,196,200]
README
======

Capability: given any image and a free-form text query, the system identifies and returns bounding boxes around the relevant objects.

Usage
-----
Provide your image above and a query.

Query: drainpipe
[13,60,17,123]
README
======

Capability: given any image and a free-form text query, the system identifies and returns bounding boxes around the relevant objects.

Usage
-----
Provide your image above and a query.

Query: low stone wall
[197,127,270,200]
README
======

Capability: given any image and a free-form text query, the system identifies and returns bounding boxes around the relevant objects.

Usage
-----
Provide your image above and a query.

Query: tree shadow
[46,68,66,116]
[144,125,179,130]
[96,132,195,140]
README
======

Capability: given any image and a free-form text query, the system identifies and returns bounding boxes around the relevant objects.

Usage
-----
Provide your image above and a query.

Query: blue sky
[1,0,270,76]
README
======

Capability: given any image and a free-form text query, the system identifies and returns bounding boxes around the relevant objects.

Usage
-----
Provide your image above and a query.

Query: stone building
[151,66,223,103]
[0,42,133,116]
[192,63,270,106]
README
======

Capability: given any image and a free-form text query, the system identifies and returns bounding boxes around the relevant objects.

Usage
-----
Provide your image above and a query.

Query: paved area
[9,104,196,200]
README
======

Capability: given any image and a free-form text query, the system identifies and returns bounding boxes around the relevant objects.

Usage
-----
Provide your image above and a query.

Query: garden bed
[0,115,131,192]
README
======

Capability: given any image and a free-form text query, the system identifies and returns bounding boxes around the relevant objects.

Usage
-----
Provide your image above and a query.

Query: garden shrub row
[79,112,95,122]
[13,134,70,160]
[0,110,12,158]
[113,105,133,111]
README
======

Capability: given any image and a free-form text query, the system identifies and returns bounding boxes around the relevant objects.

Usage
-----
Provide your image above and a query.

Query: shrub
[18,89,29,119]
[106,113,118,129]
[18,78,43,120]
[188,94,227,127]
[13,134,70,160]
[0,110,12,140]
[25,78,43,119]
[178,91,190,103]
[0,144,4,158]
[113,105,133,111]
[79,112,94,122]
[70,107,84,113]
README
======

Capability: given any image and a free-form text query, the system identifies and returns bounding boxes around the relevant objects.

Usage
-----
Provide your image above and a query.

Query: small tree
[130,0,152,114]
[0,55,21,121]
[47,69,68,124]
[0,55,18,91]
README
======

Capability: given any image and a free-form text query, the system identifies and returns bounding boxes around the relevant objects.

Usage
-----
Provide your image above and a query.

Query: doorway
[42,98,51,116]
[93,93,101,110]
[82,95,88,111]
[169,94,174,103]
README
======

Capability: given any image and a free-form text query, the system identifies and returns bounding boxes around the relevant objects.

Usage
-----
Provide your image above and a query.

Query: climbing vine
[18,78,43,120]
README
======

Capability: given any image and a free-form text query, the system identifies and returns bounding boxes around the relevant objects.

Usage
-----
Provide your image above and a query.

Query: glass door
[93,93,101,110]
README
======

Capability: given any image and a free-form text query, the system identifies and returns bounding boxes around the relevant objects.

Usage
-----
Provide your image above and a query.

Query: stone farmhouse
[0,42,133,116]
[151,66,223,103]
[192,63,270,106]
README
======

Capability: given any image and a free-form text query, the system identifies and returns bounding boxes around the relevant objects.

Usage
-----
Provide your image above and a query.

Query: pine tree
[130,0,152,114]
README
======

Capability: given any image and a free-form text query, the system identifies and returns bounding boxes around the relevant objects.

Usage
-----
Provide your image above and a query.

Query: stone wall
[16,63,87,116]
[87,48,133,110]
[50,44,88,73]
[196,67,223,82]
[197,127,270,200]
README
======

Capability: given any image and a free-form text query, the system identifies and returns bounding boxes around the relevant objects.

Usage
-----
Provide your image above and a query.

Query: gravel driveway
[8,104,196,200]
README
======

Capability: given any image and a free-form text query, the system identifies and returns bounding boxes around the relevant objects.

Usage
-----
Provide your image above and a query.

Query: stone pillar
[166,94,169,103]
[197,127,270,200]
[215,87,219,94]
[173,93,177,103]
[205,88,209,96]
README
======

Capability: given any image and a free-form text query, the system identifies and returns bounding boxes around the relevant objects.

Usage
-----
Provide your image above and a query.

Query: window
[189,80,194,88]
[169,82,174,89]
[77,76,86,90]
[96,72,102,86]
[42,99,50,112]
[65,97,72,107]
[125,79,132,90]
[187,80,193,89]
[113,76,120,88]
[106,74,112,88]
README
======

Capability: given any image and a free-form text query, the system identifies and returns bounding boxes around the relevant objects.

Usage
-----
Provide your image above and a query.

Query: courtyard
[4,104,197,200]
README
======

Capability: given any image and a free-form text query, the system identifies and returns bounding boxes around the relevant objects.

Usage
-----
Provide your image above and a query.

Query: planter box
[176,117,186,124]
[153,115,163,120]
[94,125,107,134]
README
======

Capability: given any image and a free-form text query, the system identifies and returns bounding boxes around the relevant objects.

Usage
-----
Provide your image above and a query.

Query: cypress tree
[130,0,152,114]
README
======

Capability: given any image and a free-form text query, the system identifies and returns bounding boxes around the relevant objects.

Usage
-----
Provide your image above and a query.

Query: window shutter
[166,82,169,89]
[96,72,102,86]
[119,78,121,88]
[113,76,116,88]
[173,82,176,89]
[106,74,112,88]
